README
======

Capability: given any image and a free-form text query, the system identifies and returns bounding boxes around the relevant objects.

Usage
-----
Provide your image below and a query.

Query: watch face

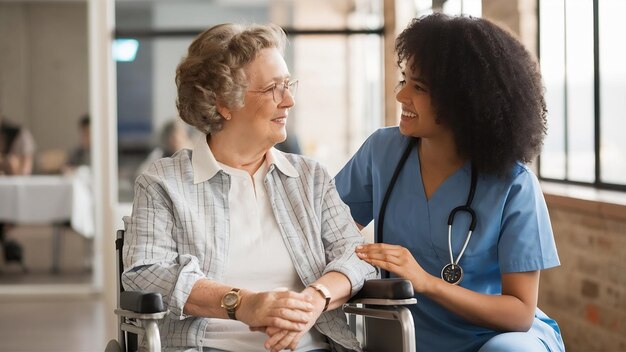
[223,292,239,307]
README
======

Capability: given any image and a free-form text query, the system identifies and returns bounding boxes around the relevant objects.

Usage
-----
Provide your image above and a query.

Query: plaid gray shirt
[122,140,376,351]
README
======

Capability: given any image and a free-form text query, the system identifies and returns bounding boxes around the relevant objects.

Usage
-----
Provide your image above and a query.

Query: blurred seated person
[135,119,192,178]
[123,23,376,352]
[0,114,36,176]
[66,114,91,168]
[56,114,92,186]
[0,112,35,269]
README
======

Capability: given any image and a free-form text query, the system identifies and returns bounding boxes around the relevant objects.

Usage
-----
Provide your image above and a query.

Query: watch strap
[224,288,241,320]
[308,283,331,312]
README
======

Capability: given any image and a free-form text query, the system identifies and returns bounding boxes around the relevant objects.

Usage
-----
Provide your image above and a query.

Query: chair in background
[106,230,417,352]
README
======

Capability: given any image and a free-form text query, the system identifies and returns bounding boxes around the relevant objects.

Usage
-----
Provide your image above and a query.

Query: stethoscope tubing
[377,137,478,277]
[377,138,418,244]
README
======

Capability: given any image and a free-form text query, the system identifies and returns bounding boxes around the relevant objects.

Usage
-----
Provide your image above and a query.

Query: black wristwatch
[220,288,241,320]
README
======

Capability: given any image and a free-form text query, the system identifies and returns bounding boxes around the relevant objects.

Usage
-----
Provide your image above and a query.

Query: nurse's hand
[355,243,434,293]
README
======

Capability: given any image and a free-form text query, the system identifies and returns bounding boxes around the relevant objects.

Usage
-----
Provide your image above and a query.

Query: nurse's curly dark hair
[396,13,547,177]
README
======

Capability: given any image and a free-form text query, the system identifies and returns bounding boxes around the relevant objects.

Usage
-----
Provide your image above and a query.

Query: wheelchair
[106,230,417,351]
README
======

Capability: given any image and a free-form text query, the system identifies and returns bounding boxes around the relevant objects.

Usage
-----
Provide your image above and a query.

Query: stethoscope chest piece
[441,263,464,285]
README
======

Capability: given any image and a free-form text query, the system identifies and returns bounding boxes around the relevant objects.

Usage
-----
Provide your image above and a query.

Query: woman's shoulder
[509,161,539,185]
[136,149,193,186]
[369,126,405,144]
[482,161,537,183]
[354,126,411,159]
[281,152,328,177]
[481,162,542,202]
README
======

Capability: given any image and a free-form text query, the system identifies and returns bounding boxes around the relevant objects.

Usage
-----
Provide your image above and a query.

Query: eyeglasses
[248,80,298,104]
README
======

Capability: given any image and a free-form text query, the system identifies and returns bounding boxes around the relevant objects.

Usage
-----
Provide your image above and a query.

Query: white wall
[0,2,88,152]
[0,4,29,128]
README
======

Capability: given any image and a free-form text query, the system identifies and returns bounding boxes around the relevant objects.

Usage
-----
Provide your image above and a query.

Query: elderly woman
[122,23,375,352]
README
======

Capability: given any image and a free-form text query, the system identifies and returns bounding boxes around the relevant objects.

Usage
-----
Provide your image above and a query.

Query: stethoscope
[377,138,478,285]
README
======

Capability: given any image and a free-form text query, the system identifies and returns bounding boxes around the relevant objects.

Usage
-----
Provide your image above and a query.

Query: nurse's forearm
[421,272,538,332]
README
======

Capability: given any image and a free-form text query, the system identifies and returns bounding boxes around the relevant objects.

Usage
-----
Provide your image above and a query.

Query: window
[539,0,626,190]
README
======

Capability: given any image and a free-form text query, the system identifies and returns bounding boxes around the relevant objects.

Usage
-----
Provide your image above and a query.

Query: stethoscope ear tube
[447,206,477,231]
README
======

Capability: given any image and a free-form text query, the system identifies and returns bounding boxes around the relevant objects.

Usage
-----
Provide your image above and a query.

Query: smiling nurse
[335,14,565,352]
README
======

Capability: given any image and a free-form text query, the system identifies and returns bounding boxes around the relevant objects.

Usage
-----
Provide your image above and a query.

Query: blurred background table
[0,174,93,273]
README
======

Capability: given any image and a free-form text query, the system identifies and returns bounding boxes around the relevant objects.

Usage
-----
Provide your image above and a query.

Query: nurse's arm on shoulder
[355,243,538,332]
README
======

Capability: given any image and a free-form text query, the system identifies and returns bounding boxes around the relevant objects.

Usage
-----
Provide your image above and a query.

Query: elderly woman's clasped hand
[247,286,328,352]
[238,289,315,333]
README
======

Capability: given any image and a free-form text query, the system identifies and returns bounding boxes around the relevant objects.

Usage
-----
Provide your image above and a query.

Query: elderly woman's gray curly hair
[175,23,287,134]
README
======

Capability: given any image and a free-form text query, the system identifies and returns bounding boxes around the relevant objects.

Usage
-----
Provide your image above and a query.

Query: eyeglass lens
[274,81,298,103]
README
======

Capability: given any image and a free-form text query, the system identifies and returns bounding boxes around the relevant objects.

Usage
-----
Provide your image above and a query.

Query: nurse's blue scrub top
[335,127,564,352]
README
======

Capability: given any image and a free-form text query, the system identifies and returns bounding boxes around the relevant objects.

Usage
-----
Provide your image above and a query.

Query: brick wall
[540,194,626,352]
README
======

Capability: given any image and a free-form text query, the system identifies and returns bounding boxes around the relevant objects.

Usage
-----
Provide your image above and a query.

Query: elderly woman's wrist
[303,286,328,313]
[233,289,256,321]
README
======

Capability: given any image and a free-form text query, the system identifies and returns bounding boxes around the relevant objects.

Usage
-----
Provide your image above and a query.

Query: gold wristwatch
[220,288,241,320]
[308,283,331,312]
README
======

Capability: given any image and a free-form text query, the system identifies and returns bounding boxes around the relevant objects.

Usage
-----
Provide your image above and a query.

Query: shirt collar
[267,148,299,178]
[192,134,222,184]
[191,134,299,184]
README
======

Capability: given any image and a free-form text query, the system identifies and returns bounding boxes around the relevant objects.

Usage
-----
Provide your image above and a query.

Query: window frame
[537,0,626,192]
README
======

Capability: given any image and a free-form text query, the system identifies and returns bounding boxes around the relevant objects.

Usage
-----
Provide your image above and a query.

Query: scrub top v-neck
[335,127,563,352]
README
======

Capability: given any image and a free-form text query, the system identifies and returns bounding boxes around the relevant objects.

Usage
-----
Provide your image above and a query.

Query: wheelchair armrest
[120,291,166,314]
[348,279,417,306]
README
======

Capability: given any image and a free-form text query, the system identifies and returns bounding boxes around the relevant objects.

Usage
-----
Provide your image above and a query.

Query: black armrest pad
[120,291,165,313]
[351,279,414,300]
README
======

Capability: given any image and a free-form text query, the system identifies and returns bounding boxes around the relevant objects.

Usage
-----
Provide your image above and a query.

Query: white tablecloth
[0,173,94,238]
